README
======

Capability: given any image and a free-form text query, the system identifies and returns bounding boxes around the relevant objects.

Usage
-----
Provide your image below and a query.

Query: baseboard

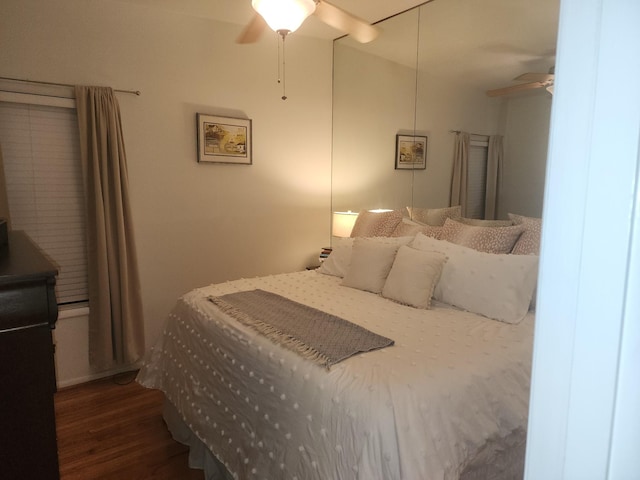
[56,362,142,389]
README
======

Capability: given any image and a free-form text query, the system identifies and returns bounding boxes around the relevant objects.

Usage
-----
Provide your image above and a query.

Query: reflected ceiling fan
[237,0,380,44]
[486,67,555,97]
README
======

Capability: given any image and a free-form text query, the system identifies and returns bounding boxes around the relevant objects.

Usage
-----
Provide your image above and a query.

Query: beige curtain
[484,135,504,220]
[75,86,144,370]
[0,144,11,228]
[449,131,470,216]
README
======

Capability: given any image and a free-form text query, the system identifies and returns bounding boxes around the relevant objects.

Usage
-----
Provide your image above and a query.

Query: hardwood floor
[55,372,204,480]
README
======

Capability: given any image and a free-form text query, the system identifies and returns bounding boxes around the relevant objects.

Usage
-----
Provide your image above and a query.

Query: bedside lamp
[332,211,358,238]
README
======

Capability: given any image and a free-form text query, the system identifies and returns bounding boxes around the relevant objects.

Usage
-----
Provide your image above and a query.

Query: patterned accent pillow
[350,210,403,237]
[509,213,542,255]
[440,218,524,254]
[406,205,461,226]
[457,218,514,227]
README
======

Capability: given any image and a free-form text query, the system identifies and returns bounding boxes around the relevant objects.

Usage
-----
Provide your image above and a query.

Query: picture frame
[197,113,252,164]
[395,134,427,170]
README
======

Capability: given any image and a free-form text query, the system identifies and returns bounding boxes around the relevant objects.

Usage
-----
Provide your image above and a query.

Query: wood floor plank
[55,372,204,480]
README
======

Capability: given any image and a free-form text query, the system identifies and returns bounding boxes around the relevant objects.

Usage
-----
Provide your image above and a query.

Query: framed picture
[197,113,252,164]
[395,134,427,170]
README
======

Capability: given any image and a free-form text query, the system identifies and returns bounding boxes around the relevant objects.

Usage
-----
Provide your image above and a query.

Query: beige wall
[1,0,333,385]
[498,93,552,218]
[332,44,502,214]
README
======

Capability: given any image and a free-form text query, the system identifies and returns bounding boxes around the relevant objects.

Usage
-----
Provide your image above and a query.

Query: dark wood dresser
[0,230,60,479]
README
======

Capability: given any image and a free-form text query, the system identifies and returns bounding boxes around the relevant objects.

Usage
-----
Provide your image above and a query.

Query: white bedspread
[137,270,534,480]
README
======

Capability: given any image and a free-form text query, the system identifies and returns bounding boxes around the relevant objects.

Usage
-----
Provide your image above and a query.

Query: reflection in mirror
[331,8,420,215]
[332,0,559,222]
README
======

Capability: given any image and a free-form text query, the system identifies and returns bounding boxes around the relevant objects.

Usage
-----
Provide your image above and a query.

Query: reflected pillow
[350,210,403,237]
[439,218,524,254]
[457,218,514,227]
[406,205,461,226]
[508,213,542,255]
[382,246,447,309]
[411,233,539,323]
[342,237,411,293]
[391,218,442,239]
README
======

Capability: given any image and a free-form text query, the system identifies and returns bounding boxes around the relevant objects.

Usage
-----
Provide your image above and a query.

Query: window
[0,101,88,306]
[465,135,489,219]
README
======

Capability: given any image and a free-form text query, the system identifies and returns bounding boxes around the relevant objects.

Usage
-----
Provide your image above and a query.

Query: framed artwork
[395,134,427,170]
[197,113,252,164]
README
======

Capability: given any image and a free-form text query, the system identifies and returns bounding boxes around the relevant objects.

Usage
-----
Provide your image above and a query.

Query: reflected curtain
[0,144,11,227]
[450,131,470,216]
[75,86,144,370]
[484,135,504,220]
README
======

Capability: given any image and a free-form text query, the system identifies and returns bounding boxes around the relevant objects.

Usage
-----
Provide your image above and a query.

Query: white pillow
[382,246,447,309]
[318,236,413,278]
[317,237,354,277]
[411,233,539,323]
[342,237,411,293]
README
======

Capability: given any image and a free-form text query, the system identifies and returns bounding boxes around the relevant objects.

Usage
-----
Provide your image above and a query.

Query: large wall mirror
[332,0,559,220]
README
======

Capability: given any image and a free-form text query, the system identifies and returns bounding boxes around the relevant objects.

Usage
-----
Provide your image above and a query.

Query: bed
[137,212,541,480]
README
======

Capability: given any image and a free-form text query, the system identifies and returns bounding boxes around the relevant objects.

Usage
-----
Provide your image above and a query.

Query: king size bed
[137,211,541,480]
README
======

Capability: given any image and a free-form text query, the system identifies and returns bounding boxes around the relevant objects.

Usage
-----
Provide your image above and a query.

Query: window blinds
[465,141,489,219]
[0,102,88,305]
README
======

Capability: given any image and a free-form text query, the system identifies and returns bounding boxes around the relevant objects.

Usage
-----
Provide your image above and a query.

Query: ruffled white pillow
[317,237,354,277]
[382,246,447,309]
[318,236,413,278]
[341,237,412,293]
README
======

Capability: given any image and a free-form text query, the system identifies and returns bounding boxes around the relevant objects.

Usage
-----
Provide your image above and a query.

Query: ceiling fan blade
[236,13,267,44]
[486,81,546,97]
[514,72,554,83]
[314,0,379,43]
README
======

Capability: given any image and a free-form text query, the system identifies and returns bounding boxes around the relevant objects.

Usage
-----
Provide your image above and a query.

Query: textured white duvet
[137,270,534,480]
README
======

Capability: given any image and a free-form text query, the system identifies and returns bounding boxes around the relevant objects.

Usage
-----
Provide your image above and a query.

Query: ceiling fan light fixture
[252,0,316,34]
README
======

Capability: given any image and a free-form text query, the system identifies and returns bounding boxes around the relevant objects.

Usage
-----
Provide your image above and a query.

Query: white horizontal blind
[465,140,489,219]
[0,102,88,305]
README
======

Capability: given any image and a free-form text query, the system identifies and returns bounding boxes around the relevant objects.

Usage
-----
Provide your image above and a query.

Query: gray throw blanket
[208,289,394,369]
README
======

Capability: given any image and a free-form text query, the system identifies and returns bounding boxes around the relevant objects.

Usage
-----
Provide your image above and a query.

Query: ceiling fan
[237,0,380,44]
[486,67,555,97]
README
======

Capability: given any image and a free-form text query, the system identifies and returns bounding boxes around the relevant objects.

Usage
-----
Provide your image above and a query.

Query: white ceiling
[337,0,559,92]
[112,0,428,40]
[112,0,560,92]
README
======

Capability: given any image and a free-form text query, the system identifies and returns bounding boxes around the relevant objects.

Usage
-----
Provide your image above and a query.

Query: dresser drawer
[0,280,53,330]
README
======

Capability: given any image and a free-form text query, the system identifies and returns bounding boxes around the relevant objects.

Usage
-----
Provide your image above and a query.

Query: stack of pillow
[318,207,542,324]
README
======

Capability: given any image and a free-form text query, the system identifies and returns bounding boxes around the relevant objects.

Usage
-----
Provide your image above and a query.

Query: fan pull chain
[277,33,282,85]
[278,30,288,100]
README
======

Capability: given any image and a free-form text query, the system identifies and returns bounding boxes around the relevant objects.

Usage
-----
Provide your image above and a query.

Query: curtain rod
[449,129,488,137]
[0,76,141,96]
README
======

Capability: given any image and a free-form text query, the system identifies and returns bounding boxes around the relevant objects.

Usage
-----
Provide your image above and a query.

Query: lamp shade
[332,211,358,237]
[252,0,316,33]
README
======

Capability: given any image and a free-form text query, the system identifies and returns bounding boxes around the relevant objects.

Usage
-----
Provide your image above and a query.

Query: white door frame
[525,0,640,478]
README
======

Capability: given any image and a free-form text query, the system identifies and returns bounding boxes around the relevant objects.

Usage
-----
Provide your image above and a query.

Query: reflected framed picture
[197,113,252,164]
[395,134,427,170]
